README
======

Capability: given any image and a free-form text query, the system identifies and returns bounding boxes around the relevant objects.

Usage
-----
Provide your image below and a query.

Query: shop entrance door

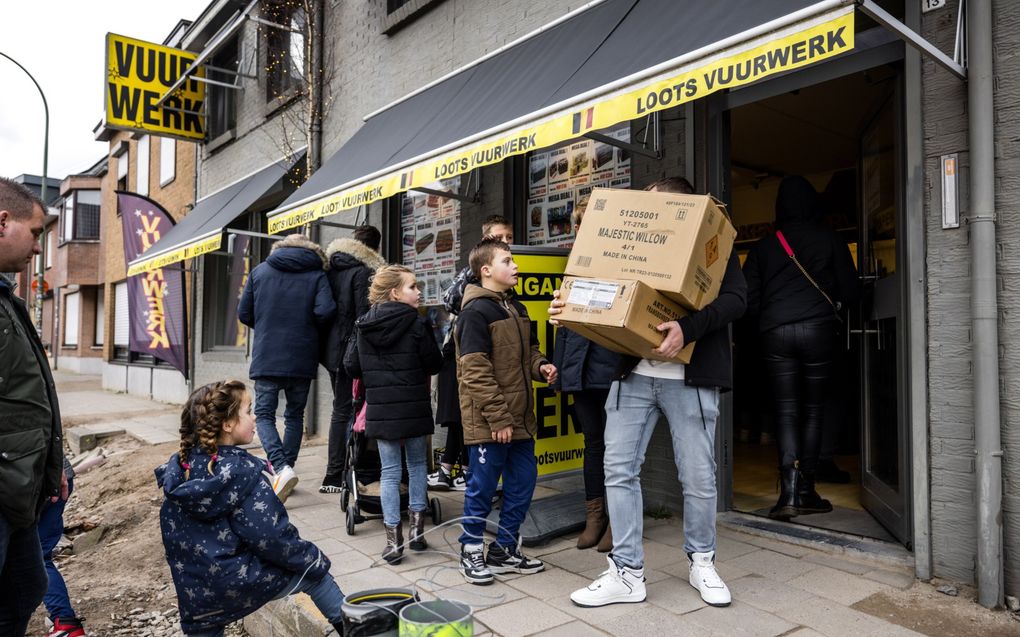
[855,88,910,544]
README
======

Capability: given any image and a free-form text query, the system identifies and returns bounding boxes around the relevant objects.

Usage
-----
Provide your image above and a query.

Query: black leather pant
[761,321,837,473]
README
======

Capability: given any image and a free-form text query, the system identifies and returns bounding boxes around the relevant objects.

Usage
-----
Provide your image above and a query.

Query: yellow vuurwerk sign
[267,8,854,234]
[513,252,585,477]
[105,33,206,141]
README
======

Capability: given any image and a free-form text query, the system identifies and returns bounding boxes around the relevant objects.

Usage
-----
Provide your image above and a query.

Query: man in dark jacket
[319,225,385,493]
[0,177,66,635]
[552,177,747,610]
[238,233,335,501]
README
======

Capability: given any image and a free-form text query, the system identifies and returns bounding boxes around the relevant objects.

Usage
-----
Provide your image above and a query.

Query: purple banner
[118,192,188,378]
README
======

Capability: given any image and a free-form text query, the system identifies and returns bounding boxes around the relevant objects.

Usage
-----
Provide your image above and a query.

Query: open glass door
[856,85,910,544]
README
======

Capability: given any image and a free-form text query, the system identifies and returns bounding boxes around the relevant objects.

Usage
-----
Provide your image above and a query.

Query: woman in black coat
[552,195,622,551]
[344,265,443,564]
[742,176,859,520]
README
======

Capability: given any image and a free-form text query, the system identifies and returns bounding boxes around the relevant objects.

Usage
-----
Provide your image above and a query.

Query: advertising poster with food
[400,177,461,305]
[526,123,631,247]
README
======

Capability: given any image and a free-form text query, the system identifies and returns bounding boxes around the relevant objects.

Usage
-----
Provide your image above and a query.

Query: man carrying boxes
[549,177,746,609]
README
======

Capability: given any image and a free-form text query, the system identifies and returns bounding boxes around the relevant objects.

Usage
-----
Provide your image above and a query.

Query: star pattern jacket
[155,446,330,632]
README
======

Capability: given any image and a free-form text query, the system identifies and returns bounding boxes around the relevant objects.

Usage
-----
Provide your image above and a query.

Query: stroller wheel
[346,505,357,535]
[430,497,442,525]
[339,486,350,512]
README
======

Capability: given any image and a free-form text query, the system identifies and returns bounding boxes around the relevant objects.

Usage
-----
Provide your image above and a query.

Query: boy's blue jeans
[459,438,537,548]
[38,477,75,620]
[186,572,343,636]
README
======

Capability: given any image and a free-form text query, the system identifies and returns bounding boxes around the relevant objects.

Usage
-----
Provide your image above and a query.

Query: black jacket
[238,236,335,380]
[344,302,443,440]
[320,238,386,372]
[552,327,621,392]
[617,251,747,391]
[743,176,860,333]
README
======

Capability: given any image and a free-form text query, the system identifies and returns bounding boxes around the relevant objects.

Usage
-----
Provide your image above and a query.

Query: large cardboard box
[565,188,736,311]
[556,276,695,364]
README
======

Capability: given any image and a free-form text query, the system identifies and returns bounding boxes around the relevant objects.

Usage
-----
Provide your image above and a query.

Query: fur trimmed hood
[270,233,327,268]
[325,237,387,272]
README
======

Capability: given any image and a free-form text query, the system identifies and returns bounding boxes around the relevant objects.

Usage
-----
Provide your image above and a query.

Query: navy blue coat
[551,327,621,393]
[238,244,336,379]
[156,446,330,633]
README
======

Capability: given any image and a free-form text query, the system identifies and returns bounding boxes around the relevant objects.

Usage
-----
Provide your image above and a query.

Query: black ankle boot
[795,470,833,515]
[769,466,799,520]
[332,621,345,636]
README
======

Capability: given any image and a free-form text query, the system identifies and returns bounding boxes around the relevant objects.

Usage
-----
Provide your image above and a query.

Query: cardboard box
[556,276,695,364]
[565,188,736,311]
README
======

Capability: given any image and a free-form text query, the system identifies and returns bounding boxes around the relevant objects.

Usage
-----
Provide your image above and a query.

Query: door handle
[848,329,879,335]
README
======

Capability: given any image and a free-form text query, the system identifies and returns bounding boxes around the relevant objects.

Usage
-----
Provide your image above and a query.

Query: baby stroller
[339,379,442,535]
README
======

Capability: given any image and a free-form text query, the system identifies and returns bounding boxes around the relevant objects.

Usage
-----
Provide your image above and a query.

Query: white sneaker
[451,474,467,491]
[570,555,646,607]
[272,465,299,502]
[688,551,731,607]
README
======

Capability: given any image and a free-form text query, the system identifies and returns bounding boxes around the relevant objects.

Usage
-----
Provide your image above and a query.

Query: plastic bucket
[398,600,473,637]
[342,588,419,637]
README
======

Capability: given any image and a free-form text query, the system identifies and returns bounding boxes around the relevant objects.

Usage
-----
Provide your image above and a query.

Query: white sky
[0,1,213,182]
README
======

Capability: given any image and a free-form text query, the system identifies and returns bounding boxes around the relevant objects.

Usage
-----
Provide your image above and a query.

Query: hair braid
[178,380,247,472]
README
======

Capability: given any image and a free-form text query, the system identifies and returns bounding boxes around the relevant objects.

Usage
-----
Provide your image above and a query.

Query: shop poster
[400,177,461,306]
[527,122,631,248]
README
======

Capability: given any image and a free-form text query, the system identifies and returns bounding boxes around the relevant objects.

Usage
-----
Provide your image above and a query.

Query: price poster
[400,177,461,305]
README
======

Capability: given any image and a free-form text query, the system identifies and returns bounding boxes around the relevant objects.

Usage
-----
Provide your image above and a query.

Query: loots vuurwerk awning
[127,151,304,275]
[266,0,858,233]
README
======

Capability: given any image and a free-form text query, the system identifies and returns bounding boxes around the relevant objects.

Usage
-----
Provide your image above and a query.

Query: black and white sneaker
[428,466,454,491]
[460,543,493,585]
[485,542,545,575]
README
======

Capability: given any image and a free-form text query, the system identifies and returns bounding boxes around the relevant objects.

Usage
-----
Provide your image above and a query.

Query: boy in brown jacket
[454,238,557,585]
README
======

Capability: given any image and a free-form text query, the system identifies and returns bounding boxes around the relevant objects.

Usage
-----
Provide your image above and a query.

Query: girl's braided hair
[178,380,247,469]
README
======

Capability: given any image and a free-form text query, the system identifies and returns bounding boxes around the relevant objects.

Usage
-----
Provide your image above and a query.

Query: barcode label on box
[575,255,592,268]
[568,280,619,309]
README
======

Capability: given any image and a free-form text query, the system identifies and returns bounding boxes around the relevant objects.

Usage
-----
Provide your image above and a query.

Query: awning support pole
[585,112,661,159]
[229,229,285,241]
[318,221,361,230]
[248,15,302,33]
[857,0,967,79]
[408,186,476,205]
[967,0,1004,610]
[202,63,256,80]
[191,76,244,90]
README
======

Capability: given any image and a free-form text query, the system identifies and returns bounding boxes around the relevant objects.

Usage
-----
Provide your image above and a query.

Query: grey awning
[268,0,857,232]
[127,151,304,274]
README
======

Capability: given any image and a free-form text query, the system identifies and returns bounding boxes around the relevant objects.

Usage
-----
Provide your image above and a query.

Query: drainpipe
[305,0,326,435]
[967,0,1004,610]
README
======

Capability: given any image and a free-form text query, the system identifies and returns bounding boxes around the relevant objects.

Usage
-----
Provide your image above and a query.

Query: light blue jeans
[377,436,429,526]
[185,571,343,636]
[603,373,720,568]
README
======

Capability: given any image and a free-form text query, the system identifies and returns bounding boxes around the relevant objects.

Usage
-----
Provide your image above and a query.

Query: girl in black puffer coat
[344,265,443,564]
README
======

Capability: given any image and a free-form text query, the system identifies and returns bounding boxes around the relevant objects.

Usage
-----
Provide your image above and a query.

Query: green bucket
[398,600,473,637]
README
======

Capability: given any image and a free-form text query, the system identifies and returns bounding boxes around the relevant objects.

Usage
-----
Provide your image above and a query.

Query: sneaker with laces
[49,617,86,637]
[688,551,731,607]
[272,465,299,502]
[460,543,493,585]
[570,555,646,607]
[485,542,545,574]
[450,474,467,491]
[428,465,454,491]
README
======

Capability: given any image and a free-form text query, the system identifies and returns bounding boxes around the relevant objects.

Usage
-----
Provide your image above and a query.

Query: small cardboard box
[556,276,695,364]
[565,188,736,311]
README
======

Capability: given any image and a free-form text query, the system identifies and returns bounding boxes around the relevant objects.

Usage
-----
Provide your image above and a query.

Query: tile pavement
[49,371,927,637]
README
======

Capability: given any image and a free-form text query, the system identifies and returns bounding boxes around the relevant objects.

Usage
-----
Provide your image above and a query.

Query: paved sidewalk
[246,443,924,637]
[49,370,927,636]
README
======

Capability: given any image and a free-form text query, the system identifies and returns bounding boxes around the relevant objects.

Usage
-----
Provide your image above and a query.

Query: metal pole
[0,51,49,334]
[967,0,1004,610]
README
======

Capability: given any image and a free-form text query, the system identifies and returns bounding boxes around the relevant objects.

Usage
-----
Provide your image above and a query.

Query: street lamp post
[0,50,49,334]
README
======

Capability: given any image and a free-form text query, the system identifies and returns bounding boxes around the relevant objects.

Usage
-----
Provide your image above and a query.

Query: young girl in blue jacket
[156,380,345,636]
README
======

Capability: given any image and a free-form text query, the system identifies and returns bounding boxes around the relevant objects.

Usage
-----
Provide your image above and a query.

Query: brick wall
[922,0,1019,594]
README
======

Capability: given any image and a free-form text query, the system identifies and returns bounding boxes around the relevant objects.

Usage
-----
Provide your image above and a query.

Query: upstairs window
[208,36,240,139]
[264,1,306,101]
